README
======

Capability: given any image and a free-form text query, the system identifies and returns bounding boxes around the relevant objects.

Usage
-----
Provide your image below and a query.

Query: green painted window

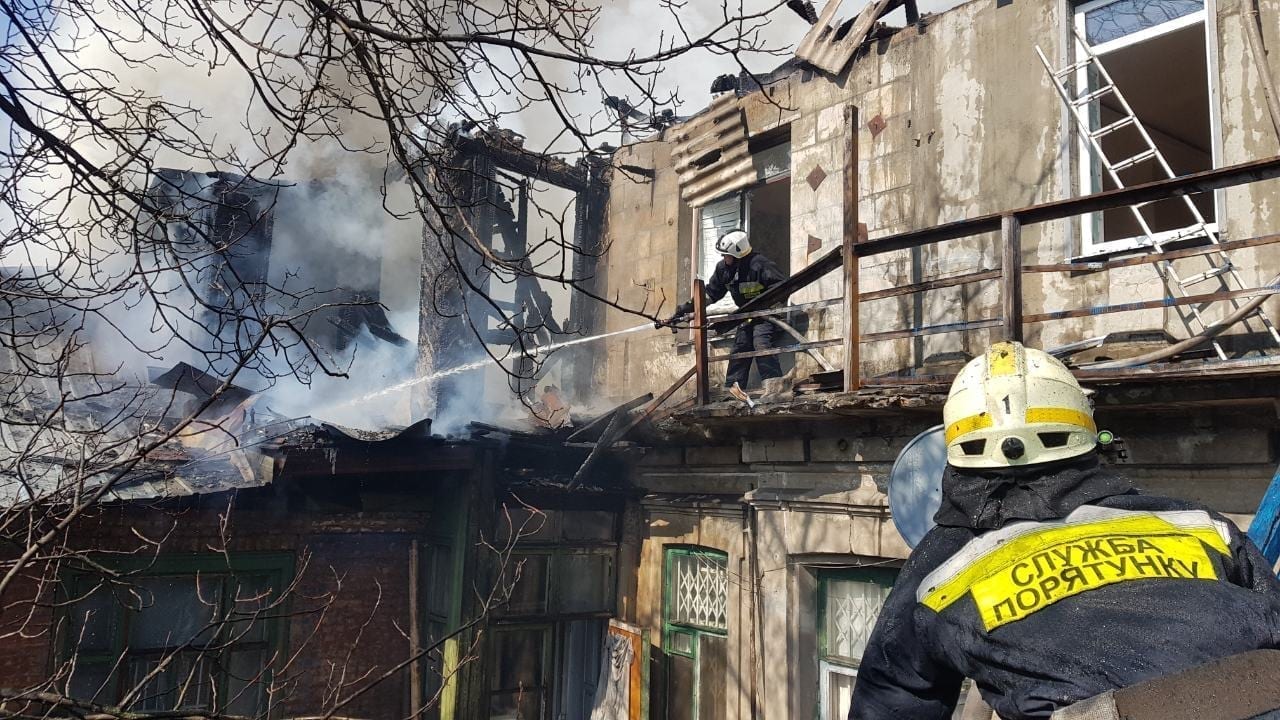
[60,554,292,716]
[664,547,729,638]
[662,547,729,720]
[817,567,897,720]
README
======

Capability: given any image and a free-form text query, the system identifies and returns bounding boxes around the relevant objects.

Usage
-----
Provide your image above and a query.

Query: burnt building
[571,0,1280,716]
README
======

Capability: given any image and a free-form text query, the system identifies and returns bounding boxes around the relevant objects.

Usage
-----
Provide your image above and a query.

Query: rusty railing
[690,153,1280,405]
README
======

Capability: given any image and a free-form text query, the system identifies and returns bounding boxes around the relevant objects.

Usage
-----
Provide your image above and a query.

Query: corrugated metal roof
[670,94,755,208]
[795,0,893,76]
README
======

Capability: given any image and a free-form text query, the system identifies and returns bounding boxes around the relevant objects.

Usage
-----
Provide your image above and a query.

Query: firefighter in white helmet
[850,341,1280,720]
[660,229,786,389]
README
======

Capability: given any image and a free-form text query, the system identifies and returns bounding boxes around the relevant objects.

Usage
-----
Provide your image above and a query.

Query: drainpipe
[1243,0,1280,143]
[746,501,765,720]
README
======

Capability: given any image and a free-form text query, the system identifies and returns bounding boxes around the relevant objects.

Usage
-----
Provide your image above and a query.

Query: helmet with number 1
[715,230,751,259]
[943,341,1097,469]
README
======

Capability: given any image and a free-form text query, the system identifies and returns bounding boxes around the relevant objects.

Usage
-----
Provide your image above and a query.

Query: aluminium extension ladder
[1035,32,1280,360]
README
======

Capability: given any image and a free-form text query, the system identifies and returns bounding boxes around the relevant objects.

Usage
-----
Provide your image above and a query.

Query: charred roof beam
[453,133,589,193]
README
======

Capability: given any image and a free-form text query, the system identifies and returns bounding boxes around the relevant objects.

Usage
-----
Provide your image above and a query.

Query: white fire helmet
[942,341,1097,469]
[715,230,752,259]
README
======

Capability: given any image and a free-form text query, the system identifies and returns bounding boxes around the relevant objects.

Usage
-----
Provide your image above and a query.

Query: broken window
[663,547,729,720]
[1073,0,1216,255]
[489,626,551,719]
[817,567,896,720]
[60,556,290,716]
[488,506,617,720]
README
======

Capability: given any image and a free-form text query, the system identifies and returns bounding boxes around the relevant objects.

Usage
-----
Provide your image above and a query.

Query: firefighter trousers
[726,319,781,388]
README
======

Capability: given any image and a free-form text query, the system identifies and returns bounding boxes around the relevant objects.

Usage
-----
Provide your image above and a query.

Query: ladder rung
[1054,59,1095,78]
[1165,224,1211,243]
[1073,85,1116,105]
[1091,116,1136,138]
[1111,149,1157,171]
[1178,263,1232,286]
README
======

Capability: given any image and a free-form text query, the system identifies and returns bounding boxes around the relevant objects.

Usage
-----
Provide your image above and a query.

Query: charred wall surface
[0,482,468,719]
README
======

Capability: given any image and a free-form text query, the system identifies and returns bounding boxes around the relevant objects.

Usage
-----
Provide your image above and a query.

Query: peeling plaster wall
[593,0,1280,405]
[596,140,697,403]
[621,402,1278,719]
[630,502,753,720]
[1214,0,1280,329]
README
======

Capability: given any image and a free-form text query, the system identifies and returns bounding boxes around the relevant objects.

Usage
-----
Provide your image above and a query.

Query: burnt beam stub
[454,134,590,193]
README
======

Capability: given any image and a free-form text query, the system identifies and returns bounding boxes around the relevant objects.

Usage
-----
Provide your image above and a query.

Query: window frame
[59,552,294,716]
[695,193,751,314]
[487,623,554,720]
[662,546,730,640]
[662,546,730,720]
[815,566,898,720]
[690,136,792,314]
[498,547,616,621]
[1070,0,1219,257]
[816,567,897,670]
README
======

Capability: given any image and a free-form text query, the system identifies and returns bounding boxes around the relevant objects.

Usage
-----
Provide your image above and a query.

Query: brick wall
[0,489,436,718]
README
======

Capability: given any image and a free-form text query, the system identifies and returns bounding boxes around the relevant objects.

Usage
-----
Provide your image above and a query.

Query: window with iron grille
[817,567,897,720]
[60,554,291,716]
[662,547,729,720]
[667,548,729,632]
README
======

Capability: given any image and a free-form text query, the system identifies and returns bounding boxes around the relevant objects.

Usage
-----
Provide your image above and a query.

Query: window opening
[487,505,617,720]
[697,194,748,313]
[1073,0,1216,254]
[489,625,551,720]
[693,140,792,314]
[60,556,291,716]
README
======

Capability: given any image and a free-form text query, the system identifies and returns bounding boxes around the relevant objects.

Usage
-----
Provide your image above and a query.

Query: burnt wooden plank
[1001,214,1024,342]
[616,367,696,439]
[564,393,653,443]
[693,279,710,405]
[843,105,861,392]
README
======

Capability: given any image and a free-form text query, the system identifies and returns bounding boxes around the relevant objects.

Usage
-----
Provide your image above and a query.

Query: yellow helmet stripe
[945,413,993,444]
[1026,407,1096,433]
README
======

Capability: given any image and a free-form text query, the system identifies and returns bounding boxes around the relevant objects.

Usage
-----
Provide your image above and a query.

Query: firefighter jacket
[675,252,785,316]
[849,453,1280,720]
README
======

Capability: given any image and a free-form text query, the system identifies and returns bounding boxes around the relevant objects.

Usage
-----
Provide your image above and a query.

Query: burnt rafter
[453,132,590,192]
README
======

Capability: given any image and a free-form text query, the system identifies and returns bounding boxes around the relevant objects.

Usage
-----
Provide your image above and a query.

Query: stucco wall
[589,0,1280,405]
[621,397,1278,718]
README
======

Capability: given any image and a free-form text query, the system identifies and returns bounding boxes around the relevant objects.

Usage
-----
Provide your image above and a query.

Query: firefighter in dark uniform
[850,341,1280,720]
[661,229,786,389]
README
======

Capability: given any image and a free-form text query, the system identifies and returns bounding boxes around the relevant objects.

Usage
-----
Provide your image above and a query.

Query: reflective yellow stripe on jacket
[917,506,1232,630]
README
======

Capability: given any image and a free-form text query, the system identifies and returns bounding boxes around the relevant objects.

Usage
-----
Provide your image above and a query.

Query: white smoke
[19,0,974,433]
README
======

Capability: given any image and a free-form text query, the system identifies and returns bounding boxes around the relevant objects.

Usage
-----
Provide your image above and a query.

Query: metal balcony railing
[687,154,1280,406]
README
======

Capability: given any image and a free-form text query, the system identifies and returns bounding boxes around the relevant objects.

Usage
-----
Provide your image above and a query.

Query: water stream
[331,322,657,409]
